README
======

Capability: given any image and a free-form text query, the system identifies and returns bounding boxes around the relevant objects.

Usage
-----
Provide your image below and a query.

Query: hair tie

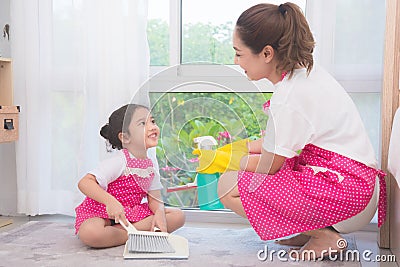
[278,4,286,15]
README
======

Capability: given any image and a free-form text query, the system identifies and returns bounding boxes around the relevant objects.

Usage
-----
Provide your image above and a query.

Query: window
[150,91,271,208]
[147,0,170,66]
[147,63,272,209]
[147,1,385,219]
[147,0,306,66]
[181,0,306,64]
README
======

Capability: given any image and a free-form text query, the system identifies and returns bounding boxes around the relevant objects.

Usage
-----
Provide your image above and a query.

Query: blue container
[196,173,224,210]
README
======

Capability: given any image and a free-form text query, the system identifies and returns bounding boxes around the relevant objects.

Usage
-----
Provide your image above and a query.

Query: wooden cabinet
[0,57,19,143]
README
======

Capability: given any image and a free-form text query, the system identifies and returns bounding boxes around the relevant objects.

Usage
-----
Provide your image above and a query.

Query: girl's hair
[236,2,315,78]
[100,104,149,150]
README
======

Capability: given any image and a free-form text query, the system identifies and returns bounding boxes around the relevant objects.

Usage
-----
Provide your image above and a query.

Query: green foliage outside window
[147,19,170,66]
[147,19,234,65]
[147,18,272,208]
[182,22,234,64]
[149,92,271,208]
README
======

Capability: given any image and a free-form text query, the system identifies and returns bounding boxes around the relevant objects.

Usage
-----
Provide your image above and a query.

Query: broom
[121,221,175,253]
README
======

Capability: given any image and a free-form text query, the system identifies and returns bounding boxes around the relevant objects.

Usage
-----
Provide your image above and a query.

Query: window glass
[181,0,306,64]
[150,92,271,208]
[147,0,169,66]
[146,0,306,66]
[348,93,381,162]
[331,0,385,81]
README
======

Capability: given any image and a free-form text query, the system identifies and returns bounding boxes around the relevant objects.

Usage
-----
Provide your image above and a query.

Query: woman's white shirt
[262,66,377,168]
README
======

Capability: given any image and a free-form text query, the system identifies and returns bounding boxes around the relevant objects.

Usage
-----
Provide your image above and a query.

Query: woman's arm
[247,138,264,154]
[240,148,286,174]
[78,173,128,225]
[148,190,167,231]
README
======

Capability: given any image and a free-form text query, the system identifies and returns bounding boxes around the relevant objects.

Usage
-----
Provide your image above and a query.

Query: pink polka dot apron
[238,144,386,240]
[75,149,155,233]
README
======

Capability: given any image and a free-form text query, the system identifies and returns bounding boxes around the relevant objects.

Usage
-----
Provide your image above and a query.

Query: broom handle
[121,221,162,233]
[120,221,138,234]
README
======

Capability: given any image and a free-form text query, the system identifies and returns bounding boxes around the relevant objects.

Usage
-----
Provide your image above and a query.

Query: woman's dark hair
[236,2,315,78]
[100,104,149,150]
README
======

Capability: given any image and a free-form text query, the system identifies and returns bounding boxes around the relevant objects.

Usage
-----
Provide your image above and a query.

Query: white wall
[0,0,10,57]
[0,0,18,215]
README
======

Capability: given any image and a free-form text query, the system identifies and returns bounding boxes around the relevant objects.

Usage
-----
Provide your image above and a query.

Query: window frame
[148,0,383,223]
[149,0,383,93]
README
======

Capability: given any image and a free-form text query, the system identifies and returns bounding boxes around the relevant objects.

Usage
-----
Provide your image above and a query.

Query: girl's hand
[151,209,167,232]
[105,198,128,226]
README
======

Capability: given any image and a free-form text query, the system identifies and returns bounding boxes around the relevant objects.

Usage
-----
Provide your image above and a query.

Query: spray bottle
[194,136,224,210]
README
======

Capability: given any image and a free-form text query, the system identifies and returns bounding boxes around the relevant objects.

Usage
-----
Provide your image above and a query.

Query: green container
[196,173,224,210]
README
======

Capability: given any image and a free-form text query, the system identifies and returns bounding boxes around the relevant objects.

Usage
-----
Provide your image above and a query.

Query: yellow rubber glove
[192,139,249,174]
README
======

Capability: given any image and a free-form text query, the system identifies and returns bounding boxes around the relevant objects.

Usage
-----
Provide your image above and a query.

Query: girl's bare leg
[164,207,186,232]
[78,208,185,248]
[218,171,247,218]
[78,217,127,248]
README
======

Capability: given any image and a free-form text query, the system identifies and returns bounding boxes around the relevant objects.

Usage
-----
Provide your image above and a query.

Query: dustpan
[121,221,189,259]
[123,233,189,259]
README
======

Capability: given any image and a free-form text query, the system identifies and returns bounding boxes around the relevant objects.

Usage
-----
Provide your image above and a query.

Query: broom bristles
[128,233,175,253]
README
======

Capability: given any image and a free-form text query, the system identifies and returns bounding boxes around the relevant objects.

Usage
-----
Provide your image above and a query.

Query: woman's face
[232,29,278,82]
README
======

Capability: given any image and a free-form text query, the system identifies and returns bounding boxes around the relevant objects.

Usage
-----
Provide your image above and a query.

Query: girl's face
[126,107,159,151]
[232,29,279,83]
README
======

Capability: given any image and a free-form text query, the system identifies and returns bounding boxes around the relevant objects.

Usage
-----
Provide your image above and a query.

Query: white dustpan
[123,233,189,259]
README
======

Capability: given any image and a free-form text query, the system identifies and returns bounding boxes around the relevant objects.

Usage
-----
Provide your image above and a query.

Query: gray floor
[0,215,397,266]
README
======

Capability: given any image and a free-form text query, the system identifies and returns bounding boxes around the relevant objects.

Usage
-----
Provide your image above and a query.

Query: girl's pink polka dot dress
[75,149,154,233]
[238,144,386,240]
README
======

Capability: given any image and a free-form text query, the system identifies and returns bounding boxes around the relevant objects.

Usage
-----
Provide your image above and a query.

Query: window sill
[183,209,250,226]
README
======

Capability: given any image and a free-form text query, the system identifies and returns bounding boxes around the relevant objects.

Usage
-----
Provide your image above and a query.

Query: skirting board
[0,218,13,228]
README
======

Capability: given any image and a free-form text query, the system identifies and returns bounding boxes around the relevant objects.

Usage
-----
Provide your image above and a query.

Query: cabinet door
[0,58,13,106]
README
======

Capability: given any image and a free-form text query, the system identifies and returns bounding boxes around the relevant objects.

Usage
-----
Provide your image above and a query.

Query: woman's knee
[218,171,238,201]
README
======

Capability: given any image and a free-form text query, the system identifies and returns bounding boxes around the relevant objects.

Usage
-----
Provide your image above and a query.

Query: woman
[218,2,385,259]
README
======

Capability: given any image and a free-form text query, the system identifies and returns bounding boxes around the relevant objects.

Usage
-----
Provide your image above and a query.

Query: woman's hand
[151,209,167,232]
[105,198,128,226]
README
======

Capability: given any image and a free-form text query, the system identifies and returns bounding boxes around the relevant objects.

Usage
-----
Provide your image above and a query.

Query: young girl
[75,104,185,248]
[217,2,386,259]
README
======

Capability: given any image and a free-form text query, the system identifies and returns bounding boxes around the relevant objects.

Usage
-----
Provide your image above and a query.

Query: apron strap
[377,170,387,227]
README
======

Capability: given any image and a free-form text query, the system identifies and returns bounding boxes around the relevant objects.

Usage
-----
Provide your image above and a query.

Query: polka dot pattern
[238,144,386,241]
[75,149,155,233]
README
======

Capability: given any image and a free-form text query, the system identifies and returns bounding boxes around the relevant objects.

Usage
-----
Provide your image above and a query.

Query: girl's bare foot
[289,228,346,260]
[275,234,310,246]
